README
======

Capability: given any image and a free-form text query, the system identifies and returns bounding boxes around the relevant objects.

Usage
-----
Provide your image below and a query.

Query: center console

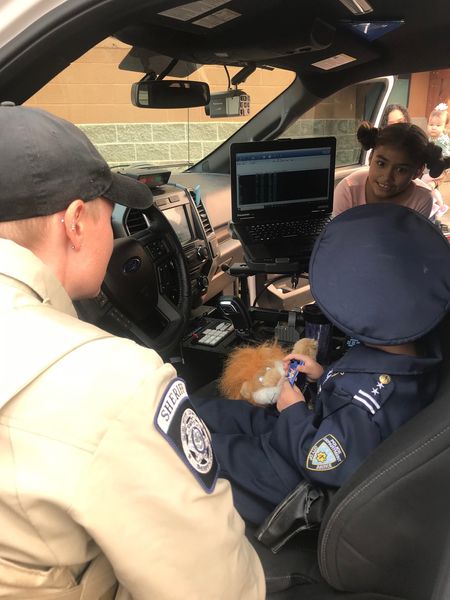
[179,299,349,394]
[179,304,306,391]
[153,187,218,306]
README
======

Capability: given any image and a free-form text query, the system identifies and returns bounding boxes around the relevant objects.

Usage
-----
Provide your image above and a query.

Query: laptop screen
[231,137,336,220]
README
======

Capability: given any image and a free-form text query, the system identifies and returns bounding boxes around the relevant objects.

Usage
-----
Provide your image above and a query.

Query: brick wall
[77,118,360,169]
[283,118,360,166]
[78,121,242,168]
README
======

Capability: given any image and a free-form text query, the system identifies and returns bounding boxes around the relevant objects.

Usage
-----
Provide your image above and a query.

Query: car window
[24,37,295,172]
[281,81,386,167]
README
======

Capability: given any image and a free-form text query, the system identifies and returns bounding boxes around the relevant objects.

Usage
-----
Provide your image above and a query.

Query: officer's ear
[61,199,86,251]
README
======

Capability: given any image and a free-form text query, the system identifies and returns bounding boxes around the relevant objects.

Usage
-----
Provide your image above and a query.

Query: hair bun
[357,121,378,150]
[429,160,445,179]
[426,141,446,177]
[427,142,442,161]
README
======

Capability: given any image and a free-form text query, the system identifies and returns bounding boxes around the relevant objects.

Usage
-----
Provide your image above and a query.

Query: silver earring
[71,224,75,231]
[60,218,65,223]
[71,245,75,250]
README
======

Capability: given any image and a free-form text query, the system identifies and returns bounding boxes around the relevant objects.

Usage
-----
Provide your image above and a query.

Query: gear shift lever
[218,296,252,336]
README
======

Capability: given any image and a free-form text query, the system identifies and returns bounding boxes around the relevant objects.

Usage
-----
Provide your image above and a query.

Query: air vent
[125,209,149,235]
[195,197,213,236]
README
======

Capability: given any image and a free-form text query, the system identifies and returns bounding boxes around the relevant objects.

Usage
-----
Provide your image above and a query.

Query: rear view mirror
[131,80,210,109]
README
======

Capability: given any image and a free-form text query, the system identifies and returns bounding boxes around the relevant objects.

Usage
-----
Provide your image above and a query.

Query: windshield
[280,81,386,167]
[25,37,295,172]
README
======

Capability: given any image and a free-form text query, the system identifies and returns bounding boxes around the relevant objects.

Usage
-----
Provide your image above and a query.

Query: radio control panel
[153,185,217,307]
[116,164,218,310]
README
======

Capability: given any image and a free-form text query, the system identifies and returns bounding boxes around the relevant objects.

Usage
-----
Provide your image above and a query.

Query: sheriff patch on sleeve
[155,378,218,493]
[306,434,346,471]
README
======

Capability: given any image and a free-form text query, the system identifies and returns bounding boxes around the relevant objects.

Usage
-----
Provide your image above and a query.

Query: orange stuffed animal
[218,338,318,406]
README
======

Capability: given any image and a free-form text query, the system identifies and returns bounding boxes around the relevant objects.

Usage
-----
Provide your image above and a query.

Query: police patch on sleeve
[154,378,218,493]
[306,434,346,471]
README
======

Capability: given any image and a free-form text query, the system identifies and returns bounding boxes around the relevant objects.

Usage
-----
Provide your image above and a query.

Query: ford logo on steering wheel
[123,256,142,274]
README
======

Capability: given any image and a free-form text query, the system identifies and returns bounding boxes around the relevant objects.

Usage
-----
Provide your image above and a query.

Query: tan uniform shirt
[0,239,265,599]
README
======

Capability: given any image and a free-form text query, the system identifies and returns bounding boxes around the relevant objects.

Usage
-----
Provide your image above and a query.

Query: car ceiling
[0,0,449,104]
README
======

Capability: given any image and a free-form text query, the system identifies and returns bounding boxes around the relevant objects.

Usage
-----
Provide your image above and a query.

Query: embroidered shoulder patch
[155,378,218,493]
[306,434,346,471]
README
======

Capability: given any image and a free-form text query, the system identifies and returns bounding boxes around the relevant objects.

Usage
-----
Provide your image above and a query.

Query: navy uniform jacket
[195,338,442,524]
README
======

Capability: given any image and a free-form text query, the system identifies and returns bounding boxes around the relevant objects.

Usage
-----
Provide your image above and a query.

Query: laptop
[230,137,336,273]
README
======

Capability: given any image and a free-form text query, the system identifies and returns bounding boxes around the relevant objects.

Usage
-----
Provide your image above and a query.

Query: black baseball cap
[0,102,153,221]
[310,203,450,345]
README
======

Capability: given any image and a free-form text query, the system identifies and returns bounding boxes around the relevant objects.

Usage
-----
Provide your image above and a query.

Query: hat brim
[102,172,154,210]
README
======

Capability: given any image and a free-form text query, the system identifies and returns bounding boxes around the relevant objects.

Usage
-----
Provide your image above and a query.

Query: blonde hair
[0,214,51,250]
[0,198,103,250]
[429,109,449,126]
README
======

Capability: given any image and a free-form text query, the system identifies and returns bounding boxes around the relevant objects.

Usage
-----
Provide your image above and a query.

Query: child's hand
[277,380,305,412]
[282,353,324,382]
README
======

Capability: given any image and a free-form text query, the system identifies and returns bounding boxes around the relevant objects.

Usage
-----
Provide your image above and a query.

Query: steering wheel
[77,204,192,359]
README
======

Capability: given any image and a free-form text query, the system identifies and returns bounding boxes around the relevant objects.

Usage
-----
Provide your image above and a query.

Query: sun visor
[305,28,380,74]
[119,46,201,77]
[115,13,335,67]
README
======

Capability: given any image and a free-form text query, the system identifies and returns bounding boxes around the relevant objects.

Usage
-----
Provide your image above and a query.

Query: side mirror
[131,80,210,109]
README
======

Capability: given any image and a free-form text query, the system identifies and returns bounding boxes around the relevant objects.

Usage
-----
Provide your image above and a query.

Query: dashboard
[111,168,242,311]
[74,167,244,358]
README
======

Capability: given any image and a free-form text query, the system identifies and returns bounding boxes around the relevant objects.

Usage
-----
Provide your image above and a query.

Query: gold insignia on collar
[379,374,391,385]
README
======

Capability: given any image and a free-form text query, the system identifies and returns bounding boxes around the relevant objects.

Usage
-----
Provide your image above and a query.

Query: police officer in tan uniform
[0,103,265,599]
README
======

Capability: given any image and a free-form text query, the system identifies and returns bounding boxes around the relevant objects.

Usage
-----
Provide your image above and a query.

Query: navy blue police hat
[309,204,450,345]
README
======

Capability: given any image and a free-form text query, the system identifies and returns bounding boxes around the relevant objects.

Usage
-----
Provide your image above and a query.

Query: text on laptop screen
[235,146,333,212]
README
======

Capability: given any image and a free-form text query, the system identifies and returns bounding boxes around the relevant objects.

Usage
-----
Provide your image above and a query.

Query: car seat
[245,313,450,600]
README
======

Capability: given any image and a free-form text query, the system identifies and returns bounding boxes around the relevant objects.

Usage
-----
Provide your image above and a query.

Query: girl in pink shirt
[333,122,450,218]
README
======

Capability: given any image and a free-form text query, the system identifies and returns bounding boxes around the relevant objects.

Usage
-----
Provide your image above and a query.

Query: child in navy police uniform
[194,204,450,525]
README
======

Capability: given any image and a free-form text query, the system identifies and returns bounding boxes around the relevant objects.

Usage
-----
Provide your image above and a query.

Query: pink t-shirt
[333,167,433,218]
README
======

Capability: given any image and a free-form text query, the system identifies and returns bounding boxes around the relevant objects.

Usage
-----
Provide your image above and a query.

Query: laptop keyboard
[247,214,331,242]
